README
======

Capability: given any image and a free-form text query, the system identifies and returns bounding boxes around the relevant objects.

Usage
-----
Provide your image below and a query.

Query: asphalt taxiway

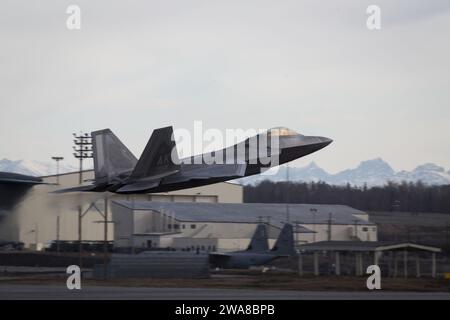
[1,284,449,300]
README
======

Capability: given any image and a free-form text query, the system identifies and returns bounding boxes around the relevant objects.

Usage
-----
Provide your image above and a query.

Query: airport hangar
[112,201,377,252]
[2,170,377,251]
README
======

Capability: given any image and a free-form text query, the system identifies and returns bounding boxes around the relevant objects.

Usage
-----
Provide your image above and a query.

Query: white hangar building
[112,201,378,252]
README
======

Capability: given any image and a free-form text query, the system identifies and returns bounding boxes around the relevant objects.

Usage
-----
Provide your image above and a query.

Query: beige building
[112,202,378,252]
[0,170,242,250]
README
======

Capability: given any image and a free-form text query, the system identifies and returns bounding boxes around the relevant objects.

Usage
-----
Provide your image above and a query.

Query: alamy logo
[66,265,81,290]
[366,265,381,290]
[366,5,381,30]
[66,5,81,30]
[172,121,280,167]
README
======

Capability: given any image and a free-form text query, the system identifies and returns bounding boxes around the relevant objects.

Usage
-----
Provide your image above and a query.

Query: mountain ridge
[238,158,450,186]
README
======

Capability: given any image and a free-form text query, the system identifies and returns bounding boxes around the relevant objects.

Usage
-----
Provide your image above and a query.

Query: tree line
[244,181,450,213]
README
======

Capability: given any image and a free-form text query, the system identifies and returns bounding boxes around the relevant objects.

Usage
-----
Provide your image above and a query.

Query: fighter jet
[209,223,295,269]
[0,172,45,213]
[55,126,332,194]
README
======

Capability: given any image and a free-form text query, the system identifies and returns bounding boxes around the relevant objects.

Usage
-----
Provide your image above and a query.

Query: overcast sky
[0,0,449,173]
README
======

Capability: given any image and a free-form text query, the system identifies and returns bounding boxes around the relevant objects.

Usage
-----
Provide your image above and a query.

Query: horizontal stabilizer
[0,172,44,185]
[51,185,100,194]
[116,180,161,193]
[163,164,247,184]
[0,178,45,185]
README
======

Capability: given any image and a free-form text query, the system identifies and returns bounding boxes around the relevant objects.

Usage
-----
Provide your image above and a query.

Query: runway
[1,284,449,300]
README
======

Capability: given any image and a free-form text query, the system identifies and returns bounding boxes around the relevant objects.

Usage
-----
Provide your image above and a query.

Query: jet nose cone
[316,136,333,146]
[303,136,333,152]
[305,136,333,146]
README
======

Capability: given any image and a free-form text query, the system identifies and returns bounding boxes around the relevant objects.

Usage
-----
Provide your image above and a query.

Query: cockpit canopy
[268,127,301,137]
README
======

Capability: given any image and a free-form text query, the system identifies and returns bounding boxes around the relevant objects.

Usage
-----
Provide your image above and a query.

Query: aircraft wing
[51,184,100,194]
[116,180,160,193]
[188,163,246,179]
[163,163,246,184]
[209,252,232,257]
[209,252,232,262]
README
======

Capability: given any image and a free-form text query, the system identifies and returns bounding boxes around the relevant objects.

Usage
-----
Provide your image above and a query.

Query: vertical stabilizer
[92,129,138,182]
[245,224,269,252]
[271,223,295,256]
[129,126,180,181]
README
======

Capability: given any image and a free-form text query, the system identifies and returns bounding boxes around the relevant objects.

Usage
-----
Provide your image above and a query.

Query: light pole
[292,220,302,249]
[292,221,303,276]
[73,132,93,184]
[327,213,333,241]
[72,132,93,272]
[285,163,290,222]
[353,219,359,240]
[56,215,60,253]
[310,208,317,242]
[51,156,64,185]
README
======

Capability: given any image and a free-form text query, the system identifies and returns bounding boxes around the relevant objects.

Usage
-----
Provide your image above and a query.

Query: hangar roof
[113,201,374,230]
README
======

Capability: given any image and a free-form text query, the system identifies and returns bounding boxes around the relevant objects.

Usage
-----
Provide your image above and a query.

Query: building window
[362,227,368,232]
[191,224,196,229]
[167,224,172,229]
[201,245,205,251]
[174,224,180,229]
[182,225,185,229]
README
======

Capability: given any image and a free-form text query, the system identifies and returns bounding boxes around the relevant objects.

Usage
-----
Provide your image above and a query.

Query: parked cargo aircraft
[55,126,332,194]
[209,223,295,269]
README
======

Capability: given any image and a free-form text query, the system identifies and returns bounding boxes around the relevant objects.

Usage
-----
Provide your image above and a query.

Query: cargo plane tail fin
[246,224,269,252]
[271,223,295,256]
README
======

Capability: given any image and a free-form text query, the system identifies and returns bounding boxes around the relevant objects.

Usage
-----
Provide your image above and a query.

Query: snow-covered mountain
[394,163,450,186]
[330,158,395,186]
[0,159,79,177]
[237,162,332,185]
[238,158,450,187]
